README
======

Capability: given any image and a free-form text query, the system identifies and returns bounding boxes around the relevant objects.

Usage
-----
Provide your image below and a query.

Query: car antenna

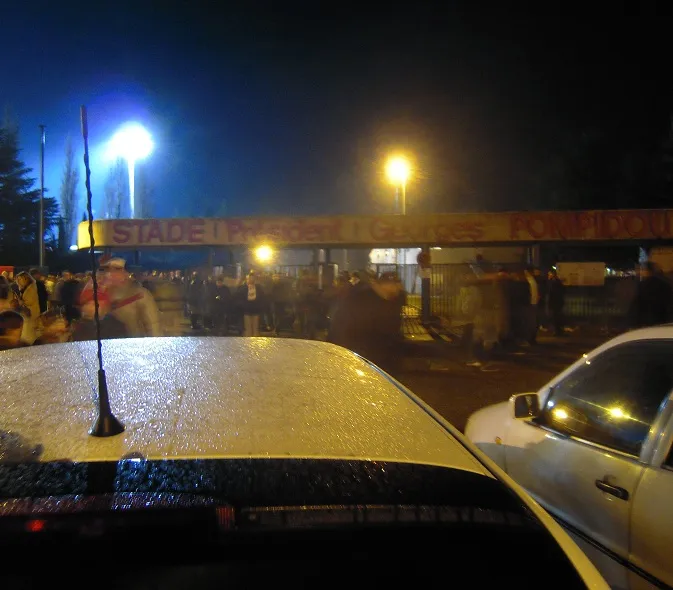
[80,105,124,437]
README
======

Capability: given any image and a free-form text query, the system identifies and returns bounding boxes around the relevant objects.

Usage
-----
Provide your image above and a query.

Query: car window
[539,341,673,456]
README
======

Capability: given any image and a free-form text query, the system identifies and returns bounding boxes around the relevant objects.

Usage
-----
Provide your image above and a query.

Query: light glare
[386,156,411,185]
[552,408,569,421]
[254,245,273,263]
[106,123,154,163]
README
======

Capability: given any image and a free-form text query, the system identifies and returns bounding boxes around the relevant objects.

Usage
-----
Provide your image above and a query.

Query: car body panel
[629,465,673,588]
[1,337,485,473]
[505,419,643,564]
[464,400,511,471]
[466,326,673,589]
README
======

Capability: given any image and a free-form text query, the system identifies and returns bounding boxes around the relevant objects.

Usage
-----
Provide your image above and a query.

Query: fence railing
[371,263,639,327]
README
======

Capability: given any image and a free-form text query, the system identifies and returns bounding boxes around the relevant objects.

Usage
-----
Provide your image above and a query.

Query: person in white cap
[81,257,162,337]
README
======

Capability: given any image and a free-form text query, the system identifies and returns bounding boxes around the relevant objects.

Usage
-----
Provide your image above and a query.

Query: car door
[505,340,673,587]
[628,391,673,590]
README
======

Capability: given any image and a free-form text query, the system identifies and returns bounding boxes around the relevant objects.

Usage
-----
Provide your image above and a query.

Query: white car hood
[1,337,486,473]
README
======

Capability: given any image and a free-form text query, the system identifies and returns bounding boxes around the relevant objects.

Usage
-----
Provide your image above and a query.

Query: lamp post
[107,123,154,218]
[39,125,46,267]
[385,155,410,215]
[385,155,411,265]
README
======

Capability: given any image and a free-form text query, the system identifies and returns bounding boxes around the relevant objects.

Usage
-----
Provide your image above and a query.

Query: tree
[59,135,79,248]
[135,166,154,218]
[104,158,128,218]
[0,121,58,264]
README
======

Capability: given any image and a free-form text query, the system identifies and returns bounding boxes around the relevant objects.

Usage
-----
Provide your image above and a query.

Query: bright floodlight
[107,123,153,162]
[386,156,411,185]
[106,123,154,219]
[254,245,274,263]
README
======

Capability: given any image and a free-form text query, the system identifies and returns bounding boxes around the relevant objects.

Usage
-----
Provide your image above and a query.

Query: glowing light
[385,156,411,185]
[608,407,627,419]
[106,123,154,219]
[355,369,365,377]
[106,123,154,162]
[25,519,47,533]
[552,408,569,421]
[254,245,273,263]
[69,244,78,251]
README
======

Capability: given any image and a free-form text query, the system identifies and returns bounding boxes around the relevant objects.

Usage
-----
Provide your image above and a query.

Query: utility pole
[39,124,46,268]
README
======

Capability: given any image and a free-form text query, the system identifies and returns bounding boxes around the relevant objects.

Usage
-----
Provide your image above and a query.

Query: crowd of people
[184,266,408,372]
[0,260,164,350]
[458,260,673,371]
[0,260,409,372]
[1,257,669,375]
[457,264,567,371]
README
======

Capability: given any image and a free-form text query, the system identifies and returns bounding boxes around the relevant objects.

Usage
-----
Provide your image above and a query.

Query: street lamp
[385,155,411,215]
[254,245,274,264]
[39,125,46,268]
[385,155,411,267]
[107,123,154,219]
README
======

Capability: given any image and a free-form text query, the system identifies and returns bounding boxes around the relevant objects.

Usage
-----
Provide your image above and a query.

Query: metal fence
[370,263,639,328]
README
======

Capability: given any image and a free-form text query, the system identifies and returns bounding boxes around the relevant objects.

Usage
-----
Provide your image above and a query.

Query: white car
[466,325,673,590]
[0,337,606,588]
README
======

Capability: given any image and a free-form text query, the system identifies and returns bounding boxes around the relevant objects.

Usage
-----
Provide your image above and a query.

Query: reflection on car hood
[0,337,485,474]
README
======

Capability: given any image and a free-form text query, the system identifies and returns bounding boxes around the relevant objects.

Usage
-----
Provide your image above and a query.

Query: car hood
[1,337,486,474]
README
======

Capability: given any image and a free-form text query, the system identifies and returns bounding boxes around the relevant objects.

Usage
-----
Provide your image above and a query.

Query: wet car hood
[0,337,486,474]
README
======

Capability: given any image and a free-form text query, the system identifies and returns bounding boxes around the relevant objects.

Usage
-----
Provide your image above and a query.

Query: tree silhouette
[59,135,79,248]
[0,121,58,264]
[135,166,154,218]
[104,158,128,218]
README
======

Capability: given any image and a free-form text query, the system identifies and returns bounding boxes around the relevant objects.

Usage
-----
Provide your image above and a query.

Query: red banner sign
[78,209,673,249]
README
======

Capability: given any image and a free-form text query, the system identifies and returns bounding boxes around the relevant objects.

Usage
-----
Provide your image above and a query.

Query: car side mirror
[511,393,541,419]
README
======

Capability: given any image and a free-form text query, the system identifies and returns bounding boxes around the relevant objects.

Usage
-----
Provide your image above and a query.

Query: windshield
[0,458,587,588]
[0,458,517,506]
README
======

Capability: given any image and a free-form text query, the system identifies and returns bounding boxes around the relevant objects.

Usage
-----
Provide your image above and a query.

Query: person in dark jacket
[212,277,232,335]
[51,271,83,324]
[546,269,565,336]
[29,268,49,314]
[327,272,404,374]
[0,310,27,350]
[628,262,673,328]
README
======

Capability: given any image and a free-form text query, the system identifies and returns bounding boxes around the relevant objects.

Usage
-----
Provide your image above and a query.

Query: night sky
[2,1,672,222]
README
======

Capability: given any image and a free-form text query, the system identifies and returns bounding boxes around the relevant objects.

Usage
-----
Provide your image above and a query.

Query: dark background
[2,1,672,218]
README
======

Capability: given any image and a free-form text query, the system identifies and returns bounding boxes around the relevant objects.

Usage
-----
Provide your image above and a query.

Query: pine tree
[0,122,58,264]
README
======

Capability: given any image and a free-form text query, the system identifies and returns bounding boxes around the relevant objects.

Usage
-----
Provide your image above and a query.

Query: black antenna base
[90,413,125,437]
[89,369,125,437]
